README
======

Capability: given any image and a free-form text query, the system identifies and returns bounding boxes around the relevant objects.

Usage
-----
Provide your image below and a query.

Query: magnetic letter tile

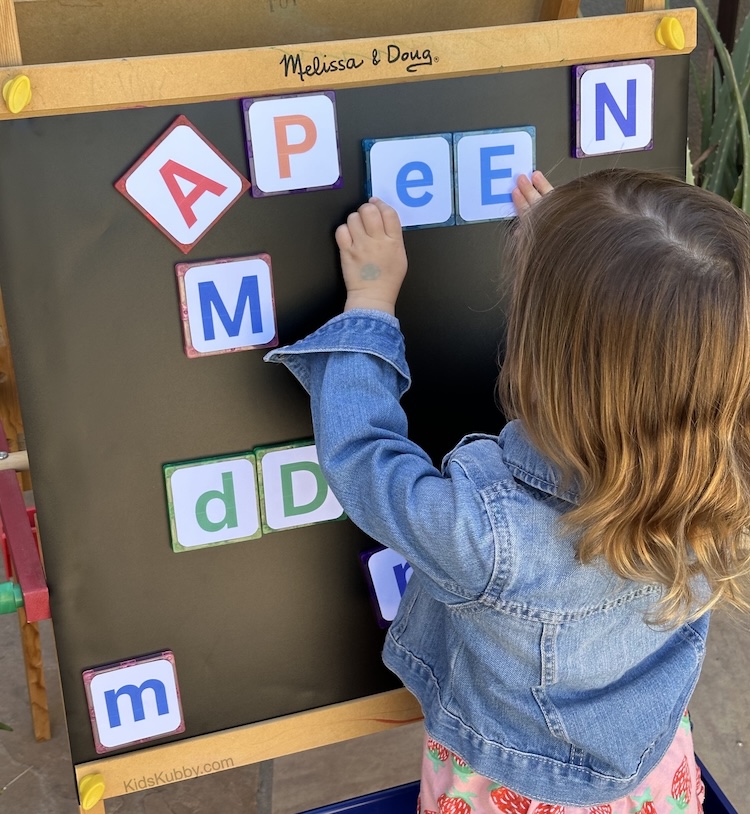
[574,59,654,158]
[242,92,342,196]
[115,116,250,253]
[360,545,413,627]
[454,127,535,224]
[364,134,454,229]
[83,651,185,753]
[164,453,261,552]
[255,440,345,534]
[176,254,278,357]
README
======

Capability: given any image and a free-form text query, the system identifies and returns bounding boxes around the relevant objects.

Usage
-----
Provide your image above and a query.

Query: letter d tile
[164,453,262,552]
[255,439,345,534]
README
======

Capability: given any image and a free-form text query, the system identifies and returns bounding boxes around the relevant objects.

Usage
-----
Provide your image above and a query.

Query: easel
[0,1,693,812]
[0,442,50,748]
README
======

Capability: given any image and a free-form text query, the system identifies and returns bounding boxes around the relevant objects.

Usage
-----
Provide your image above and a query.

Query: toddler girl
[266,169,750,812]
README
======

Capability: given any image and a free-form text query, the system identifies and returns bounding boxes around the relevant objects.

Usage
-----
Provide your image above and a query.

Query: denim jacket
[265,310,709,807]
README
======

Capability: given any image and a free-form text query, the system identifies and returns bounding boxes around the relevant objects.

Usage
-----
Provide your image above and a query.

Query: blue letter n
[198,276,263,341]
[393,561,413,597]
[595,79,637,142]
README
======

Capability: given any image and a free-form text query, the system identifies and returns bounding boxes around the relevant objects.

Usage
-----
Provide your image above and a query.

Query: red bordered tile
[82,650,185,753]
[175,253,278,358]
[115,116,250,253]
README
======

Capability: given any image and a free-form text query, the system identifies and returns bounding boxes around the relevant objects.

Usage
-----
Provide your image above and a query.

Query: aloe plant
[692,0,750,210]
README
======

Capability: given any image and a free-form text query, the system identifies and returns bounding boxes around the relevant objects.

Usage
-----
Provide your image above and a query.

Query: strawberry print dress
[418,713,704,814]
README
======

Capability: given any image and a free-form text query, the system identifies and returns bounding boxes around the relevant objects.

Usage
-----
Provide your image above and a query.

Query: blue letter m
[198,276,263,341]
[595,79,637,141]
[104,679,170,727]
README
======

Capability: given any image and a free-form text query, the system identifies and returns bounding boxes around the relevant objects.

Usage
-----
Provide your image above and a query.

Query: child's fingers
[358,201,386,238]
[530,170,554,196]
[511,185,530,213]
[369,197,403,238]
[335,223,353,251]
[515,173,542,206]
[513,171,555,215]
[345,210,367,242]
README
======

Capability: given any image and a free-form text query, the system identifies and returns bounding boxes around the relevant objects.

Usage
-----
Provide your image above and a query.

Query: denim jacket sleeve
[264,310,495,602]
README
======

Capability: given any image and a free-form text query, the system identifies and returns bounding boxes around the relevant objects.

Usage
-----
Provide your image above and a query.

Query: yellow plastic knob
[2,75,32,114]
[78,773,106,810]
[655,17,686,51]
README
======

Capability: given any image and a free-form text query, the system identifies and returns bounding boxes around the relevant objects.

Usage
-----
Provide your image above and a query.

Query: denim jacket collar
[499,421,580,506]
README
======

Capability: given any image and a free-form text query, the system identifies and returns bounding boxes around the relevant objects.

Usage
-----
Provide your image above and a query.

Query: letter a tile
[176,254,278,357]
[115,115,250,253]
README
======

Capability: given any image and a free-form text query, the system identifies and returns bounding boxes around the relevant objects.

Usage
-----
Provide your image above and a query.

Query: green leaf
[695,0,750,209]
[0,722,13,732]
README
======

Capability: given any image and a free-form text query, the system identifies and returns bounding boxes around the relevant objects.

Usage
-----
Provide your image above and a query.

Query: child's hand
[336,198,407,315]
[511,170,554,215]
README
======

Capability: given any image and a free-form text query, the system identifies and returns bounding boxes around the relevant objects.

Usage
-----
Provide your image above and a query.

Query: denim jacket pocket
[530,617,706,780]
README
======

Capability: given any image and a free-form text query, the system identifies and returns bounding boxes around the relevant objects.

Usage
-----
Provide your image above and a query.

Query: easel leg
[16,604,51,741]
[625,0,667,12]
[256,760,274,814]
[80,801,106,814]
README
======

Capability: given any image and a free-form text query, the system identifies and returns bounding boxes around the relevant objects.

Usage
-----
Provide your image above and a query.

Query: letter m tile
[176,254,278,357]
[83,652,185,753]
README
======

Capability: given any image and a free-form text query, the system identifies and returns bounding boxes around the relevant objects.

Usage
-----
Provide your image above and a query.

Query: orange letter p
[274,115,318,179]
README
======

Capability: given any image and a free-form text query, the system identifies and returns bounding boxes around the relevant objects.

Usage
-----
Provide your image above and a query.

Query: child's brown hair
[499,168,750,625]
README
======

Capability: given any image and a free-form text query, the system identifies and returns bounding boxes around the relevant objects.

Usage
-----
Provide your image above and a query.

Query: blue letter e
[396,161,433,207]
[480,145,514,206]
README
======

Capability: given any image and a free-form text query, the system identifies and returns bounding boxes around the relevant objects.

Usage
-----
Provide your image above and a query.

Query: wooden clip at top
[0,0,32,115]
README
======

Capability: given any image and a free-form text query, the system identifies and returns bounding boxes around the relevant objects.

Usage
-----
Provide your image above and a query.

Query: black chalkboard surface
[0,59,688,764]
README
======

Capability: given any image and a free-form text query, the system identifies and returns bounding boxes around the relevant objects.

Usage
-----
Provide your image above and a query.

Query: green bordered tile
[163,452,262,552]
[254,439,346,534]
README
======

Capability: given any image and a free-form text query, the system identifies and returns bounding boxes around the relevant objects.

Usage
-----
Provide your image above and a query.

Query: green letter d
[195,471,238,532]
[280,462,328,517]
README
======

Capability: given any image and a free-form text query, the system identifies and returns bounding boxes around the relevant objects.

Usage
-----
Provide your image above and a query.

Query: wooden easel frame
[0,1,691,811]
[1,4,689,121]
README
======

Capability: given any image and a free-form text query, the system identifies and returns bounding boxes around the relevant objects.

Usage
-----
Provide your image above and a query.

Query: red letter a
[159,159,228,228]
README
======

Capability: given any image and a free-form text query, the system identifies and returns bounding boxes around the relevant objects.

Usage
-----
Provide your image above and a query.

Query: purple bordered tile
[241,91,343,197]
[572,59,655,158]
